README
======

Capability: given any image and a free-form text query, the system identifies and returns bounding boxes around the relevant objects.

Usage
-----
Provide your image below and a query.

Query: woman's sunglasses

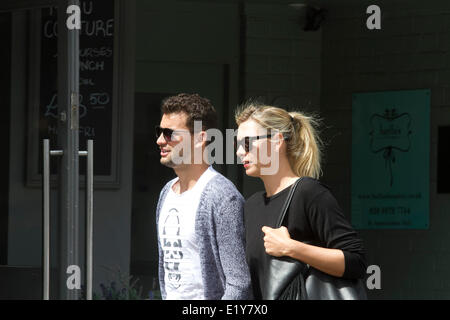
[234,134,273,153]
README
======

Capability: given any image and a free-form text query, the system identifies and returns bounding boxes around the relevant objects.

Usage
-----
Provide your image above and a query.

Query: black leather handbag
[263,178,367,300]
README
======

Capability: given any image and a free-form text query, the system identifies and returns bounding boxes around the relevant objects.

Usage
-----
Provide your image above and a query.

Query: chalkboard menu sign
[39,0,115,176]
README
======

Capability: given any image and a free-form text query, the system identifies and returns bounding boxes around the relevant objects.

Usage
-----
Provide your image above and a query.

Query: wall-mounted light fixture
[289,3,327,31]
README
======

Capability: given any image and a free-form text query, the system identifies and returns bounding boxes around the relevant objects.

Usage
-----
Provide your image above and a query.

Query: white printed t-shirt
[158,166,217,300]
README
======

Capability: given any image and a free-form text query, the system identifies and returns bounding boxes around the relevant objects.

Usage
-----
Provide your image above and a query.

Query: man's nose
[156,133,166,146]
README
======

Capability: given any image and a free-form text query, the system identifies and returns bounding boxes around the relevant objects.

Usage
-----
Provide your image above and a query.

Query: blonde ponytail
[235,103,322,179]
[288,112,322,179]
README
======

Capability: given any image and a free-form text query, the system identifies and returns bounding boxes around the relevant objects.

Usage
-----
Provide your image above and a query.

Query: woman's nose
[236,144,246,158]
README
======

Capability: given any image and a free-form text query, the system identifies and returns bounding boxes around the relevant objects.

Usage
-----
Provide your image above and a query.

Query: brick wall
[320,1,450,299]
[242,3,322,198]
[245,4,321,110]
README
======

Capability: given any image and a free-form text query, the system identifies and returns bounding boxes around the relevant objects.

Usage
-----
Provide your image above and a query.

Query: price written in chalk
[44,92,110,119]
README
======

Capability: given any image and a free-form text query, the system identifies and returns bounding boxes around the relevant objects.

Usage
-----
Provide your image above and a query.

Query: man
[155,93,252,300]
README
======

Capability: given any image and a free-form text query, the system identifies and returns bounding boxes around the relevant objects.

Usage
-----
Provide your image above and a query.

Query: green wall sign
[351,89,430,229]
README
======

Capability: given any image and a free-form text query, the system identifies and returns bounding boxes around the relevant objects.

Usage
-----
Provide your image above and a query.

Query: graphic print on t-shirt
[159,167,218,299]
[162,208,183,289]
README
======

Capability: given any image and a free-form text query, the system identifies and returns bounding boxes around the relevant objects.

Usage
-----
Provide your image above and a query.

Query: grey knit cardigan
[156,172,253,300]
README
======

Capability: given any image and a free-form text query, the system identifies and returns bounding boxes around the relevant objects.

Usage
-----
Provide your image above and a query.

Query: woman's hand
[263,226,346,277]
[262,226,294,257]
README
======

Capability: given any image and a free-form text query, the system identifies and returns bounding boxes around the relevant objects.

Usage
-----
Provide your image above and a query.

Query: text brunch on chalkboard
[39,0,114,176]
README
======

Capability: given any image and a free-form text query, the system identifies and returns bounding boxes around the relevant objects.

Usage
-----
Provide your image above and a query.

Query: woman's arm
[262,226,345,277]
[262,185,367,279]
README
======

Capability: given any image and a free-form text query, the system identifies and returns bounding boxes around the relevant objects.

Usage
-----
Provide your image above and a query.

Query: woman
[235,103,367,300]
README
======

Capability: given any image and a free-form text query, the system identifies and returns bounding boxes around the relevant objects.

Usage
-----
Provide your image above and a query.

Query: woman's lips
[243,161,250,169]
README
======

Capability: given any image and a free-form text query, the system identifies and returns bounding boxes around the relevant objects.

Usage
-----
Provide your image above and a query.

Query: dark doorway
[130,93,175,298]
[438,126,450,194]
[0,12,11,266]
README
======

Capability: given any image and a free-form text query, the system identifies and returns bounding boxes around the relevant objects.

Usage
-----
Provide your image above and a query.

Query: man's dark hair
[161,93,218,132]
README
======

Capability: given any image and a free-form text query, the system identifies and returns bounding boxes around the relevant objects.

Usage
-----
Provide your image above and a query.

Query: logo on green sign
[369,109,412,186]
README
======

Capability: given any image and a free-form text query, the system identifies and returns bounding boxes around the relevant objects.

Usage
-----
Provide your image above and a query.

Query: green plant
[82,266,144,300]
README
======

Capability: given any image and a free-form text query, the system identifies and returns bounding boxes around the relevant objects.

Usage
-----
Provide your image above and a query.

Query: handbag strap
[276,177,304,228]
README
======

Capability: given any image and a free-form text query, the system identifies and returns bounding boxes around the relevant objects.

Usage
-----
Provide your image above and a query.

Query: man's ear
[194,131,207,146]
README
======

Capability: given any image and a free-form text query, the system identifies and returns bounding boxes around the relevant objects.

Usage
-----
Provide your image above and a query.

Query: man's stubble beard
[160,157,177,168]
[160,148,191,168]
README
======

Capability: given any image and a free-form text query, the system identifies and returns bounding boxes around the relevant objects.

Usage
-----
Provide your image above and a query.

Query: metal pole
[86,140,93,300]
[42,140,50,300]
[57,0,80,300]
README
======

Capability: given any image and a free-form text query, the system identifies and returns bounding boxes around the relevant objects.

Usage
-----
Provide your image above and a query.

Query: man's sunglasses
[234,134,273,153]
[155,126,180,142]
